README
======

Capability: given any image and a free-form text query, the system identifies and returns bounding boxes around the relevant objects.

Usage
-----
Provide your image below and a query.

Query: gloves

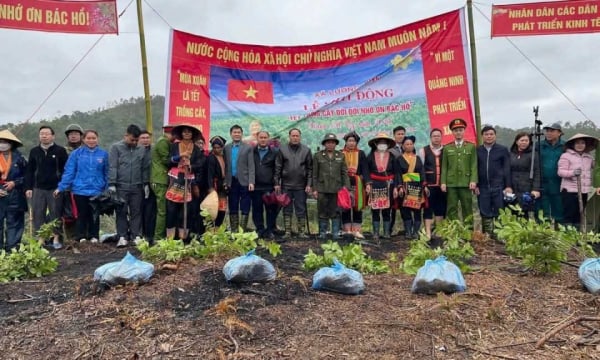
[144,184,150,199]
[574,168,582,176]
[108,185,117,194]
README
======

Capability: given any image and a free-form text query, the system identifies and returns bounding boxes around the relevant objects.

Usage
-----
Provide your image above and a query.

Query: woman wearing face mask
[0,130,28,252]
[509,132,541,217]
[206,136,228,227]
[557,133,597,230]
[365,132,397,240]
[395,136,427,239]
[341,131,369,239]
[56,130,109,243]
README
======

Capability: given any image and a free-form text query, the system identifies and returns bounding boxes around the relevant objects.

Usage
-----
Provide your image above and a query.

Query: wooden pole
[466,0,482,145]
[136,0,153,133]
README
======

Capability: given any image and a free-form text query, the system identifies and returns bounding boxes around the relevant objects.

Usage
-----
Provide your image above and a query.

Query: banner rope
[14,0,136,135]
[143,0,174,29]
[473,3,592,122]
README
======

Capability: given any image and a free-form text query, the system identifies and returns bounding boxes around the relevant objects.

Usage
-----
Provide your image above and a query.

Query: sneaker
[354,231,365,239]
[52,242,63,250]
[79,238,87,243]
[116,237,128,248]
[90,238,99,244]
[133,236,144,245]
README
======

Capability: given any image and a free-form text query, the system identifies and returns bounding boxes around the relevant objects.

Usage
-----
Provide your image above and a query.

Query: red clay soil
[1,236,599,360]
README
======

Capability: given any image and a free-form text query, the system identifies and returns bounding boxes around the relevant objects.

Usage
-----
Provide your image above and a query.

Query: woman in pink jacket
[557,133,598,230]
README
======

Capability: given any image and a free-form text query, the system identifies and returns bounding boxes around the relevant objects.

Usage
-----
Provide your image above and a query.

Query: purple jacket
[557,149,594,193]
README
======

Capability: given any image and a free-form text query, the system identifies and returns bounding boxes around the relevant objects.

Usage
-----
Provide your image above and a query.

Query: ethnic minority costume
[366,150,396,239]
[341,147,369,231]
[395,152,426,239]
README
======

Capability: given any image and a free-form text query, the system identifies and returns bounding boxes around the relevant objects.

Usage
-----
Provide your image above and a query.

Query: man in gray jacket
[274,128,313,239]
[109,124,150,247]
[224,124,255,232]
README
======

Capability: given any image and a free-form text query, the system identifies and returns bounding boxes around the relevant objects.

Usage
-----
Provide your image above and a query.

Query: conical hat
[0,130,23,147]
[200,191,219,222]
[565,133,598,151]
[367,132,396,149]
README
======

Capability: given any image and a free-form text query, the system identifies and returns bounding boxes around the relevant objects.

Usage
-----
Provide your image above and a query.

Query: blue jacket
[0,149,28,212]
[58,145,109,196]
[476,143,512,189]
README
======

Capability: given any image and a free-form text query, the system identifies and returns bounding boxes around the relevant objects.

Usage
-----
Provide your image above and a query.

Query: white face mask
[0,142,11,152]
[376,144,388,152]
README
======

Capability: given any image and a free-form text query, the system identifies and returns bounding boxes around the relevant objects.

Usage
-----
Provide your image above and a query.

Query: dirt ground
[1,234,600,360]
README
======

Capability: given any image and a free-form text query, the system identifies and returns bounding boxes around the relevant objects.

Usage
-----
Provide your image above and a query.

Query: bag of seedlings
[94,252,154,285]
[312,259,365,295]
[578,258,600,295]
[411,256,466,295]
[223,250,277,283]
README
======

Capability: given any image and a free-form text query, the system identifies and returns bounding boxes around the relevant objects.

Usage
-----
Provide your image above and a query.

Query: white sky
[0,0,598,129]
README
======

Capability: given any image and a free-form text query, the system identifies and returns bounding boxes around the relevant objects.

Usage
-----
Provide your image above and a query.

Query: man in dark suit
[224,124,255,232]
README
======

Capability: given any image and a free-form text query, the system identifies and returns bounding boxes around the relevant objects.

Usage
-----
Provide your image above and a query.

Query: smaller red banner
[0,0,118,34]
[227,80,274,104]
[491,0,600,37]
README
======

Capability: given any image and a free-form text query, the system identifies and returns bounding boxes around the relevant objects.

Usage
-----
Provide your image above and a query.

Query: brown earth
[1,235,600,360]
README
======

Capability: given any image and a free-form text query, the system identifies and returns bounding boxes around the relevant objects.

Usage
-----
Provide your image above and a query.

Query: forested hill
[4,95,600,155]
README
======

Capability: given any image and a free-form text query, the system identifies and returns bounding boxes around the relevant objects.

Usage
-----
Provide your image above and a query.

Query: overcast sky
[1,0,598,130]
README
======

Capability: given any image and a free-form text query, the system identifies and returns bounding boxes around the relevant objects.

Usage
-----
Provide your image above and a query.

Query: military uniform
[441,119,478,221]
[313,133,350,239]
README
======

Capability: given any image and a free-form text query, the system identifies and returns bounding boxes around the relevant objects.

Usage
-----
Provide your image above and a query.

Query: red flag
[227,80,274,104]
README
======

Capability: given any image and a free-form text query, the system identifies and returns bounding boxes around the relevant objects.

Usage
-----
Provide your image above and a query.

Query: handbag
[337,187,352,210]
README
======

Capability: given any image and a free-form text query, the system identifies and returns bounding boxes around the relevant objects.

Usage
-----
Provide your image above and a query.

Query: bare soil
[1,235,600,360]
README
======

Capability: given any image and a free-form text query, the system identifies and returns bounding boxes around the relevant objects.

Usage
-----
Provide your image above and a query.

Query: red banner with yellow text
[0,0,118,34]
[165,9,475,147]
[491,0,600,37]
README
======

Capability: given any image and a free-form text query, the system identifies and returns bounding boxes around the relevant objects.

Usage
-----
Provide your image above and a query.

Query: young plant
[402,219,475,275]
[495,206,595,274]
[303,241,390,274]
[0,238,58,283]
[137,238,189,263]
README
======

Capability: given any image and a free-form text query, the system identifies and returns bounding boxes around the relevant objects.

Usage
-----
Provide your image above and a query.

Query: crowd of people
[0,117,599,252]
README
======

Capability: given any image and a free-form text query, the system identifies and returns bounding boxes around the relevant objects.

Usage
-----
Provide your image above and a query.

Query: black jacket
[509,146,540,196]
[477,143,511,189]
[274,143,313,190]
[25,144,68,191]
[253,146,277,191]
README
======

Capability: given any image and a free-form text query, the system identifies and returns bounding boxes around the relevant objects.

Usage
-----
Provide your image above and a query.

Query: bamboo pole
[466,0,482,145]
[136,0,153,133]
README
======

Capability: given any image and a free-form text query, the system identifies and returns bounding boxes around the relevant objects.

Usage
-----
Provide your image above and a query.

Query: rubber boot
[318,219,328,240]
[372,221,380,241]
[482,217,493,238]
[383,221,391,239]
[240,214,249,232]
[403,220,414,239]
[413,220,422,239]
[229,214,240,233]
[297,217,310,239]
[282,215,293,241]
[332,218,341,241]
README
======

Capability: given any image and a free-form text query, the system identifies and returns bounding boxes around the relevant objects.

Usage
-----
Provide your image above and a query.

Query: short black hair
[430,128,442,136]
[126,124,142,138]
[257,130,270,137]
[140,130,151,136]
[289,128,301,135]
[230,124,243,134]
[393,126,406,135]
[481,125,496,135]
[39,125,54,135]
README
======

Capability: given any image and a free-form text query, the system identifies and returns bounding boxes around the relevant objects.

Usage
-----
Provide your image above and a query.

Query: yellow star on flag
[243,86,258,99]
[390,54,413,71]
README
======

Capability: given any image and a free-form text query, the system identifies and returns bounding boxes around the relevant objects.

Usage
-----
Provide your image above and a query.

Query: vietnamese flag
[227,80,274,104]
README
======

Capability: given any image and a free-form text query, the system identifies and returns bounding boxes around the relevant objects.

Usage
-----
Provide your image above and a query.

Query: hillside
[5,96,600,154]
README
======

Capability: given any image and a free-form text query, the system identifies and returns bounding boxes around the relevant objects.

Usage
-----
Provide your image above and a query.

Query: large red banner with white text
[491,0,600,37]
[0,0,118,34]
[165,9,475,146]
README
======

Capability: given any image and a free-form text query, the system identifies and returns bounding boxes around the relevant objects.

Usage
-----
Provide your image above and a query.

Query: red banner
[491,0,600,37]
[165,9,475,145]
[0,0,118,34]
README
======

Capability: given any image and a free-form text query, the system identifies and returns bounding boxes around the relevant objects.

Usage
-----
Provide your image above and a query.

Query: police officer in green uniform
[312,133,350,240]
[440,118,478,221]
